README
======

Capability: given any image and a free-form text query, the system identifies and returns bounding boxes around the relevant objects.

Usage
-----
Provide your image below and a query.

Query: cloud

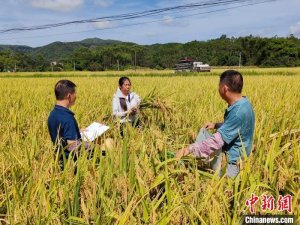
[160,16,188,27]
[92,20,114,29]
[145,32,158,38]
[7,0,20,3]
[289,22,300,35]
[161,16,175,25]
[30,0,83,12]
[156,0,198,8]
[93,0,114,7]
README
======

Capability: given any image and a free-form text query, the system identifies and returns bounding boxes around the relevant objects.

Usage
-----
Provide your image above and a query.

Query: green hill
[1,36,299,71]
[31,38,123,60]
[0,38,124,61]
[0,45,32,53]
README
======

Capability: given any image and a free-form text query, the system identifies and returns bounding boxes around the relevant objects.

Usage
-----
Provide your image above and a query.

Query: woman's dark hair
[119,77,131,87]
[220,70,243,93]
[54,80,76,100]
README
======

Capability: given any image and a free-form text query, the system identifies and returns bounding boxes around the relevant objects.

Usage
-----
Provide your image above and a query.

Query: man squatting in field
[48,80,92,168]
[176,70,255,178]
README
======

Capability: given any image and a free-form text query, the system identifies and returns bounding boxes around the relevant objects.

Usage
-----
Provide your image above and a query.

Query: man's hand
[203,122,215,129]
[80,127,87,132]
[67,140,79,152]
[176,147,190,159]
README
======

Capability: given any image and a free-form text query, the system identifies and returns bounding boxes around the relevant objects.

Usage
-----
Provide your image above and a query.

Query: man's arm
[176,132,224,159]
[214,123,223,129]
[203,122,223,129]
[67,140,93,152]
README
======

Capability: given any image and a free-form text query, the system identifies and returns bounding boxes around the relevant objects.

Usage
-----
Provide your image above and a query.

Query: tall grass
[0,70,299,224]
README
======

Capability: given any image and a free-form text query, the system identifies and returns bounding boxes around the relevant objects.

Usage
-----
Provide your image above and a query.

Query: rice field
[0,68,299,224]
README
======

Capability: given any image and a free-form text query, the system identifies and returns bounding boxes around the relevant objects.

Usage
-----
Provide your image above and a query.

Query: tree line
[0,35,299,72]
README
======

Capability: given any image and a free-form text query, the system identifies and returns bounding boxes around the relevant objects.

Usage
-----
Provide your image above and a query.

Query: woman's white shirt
[112,88,141,123]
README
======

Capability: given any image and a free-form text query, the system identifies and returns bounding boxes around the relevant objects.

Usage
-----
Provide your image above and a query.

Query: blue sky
[0,0,300,47]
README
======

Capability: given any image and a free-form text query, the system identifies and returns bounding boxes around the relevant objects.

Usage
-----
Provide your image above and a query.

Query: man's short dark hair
[54,80,76,100]
[220,70,243,93]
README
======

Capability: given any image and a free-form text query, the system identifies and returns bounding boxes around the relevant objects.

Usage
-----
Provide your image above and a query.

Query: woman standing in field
[112,77,141,129]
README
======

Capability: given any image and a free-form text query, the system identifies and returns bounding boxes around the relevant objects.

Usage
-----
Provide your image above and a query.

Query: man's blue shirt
[218,97,255,163]
[48,105,81,151]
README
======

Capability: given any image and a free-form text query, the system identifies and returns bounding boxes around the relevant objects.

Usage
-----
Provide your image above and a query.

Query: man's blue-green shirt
[48,105,81,153]
[217,97,255,163]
